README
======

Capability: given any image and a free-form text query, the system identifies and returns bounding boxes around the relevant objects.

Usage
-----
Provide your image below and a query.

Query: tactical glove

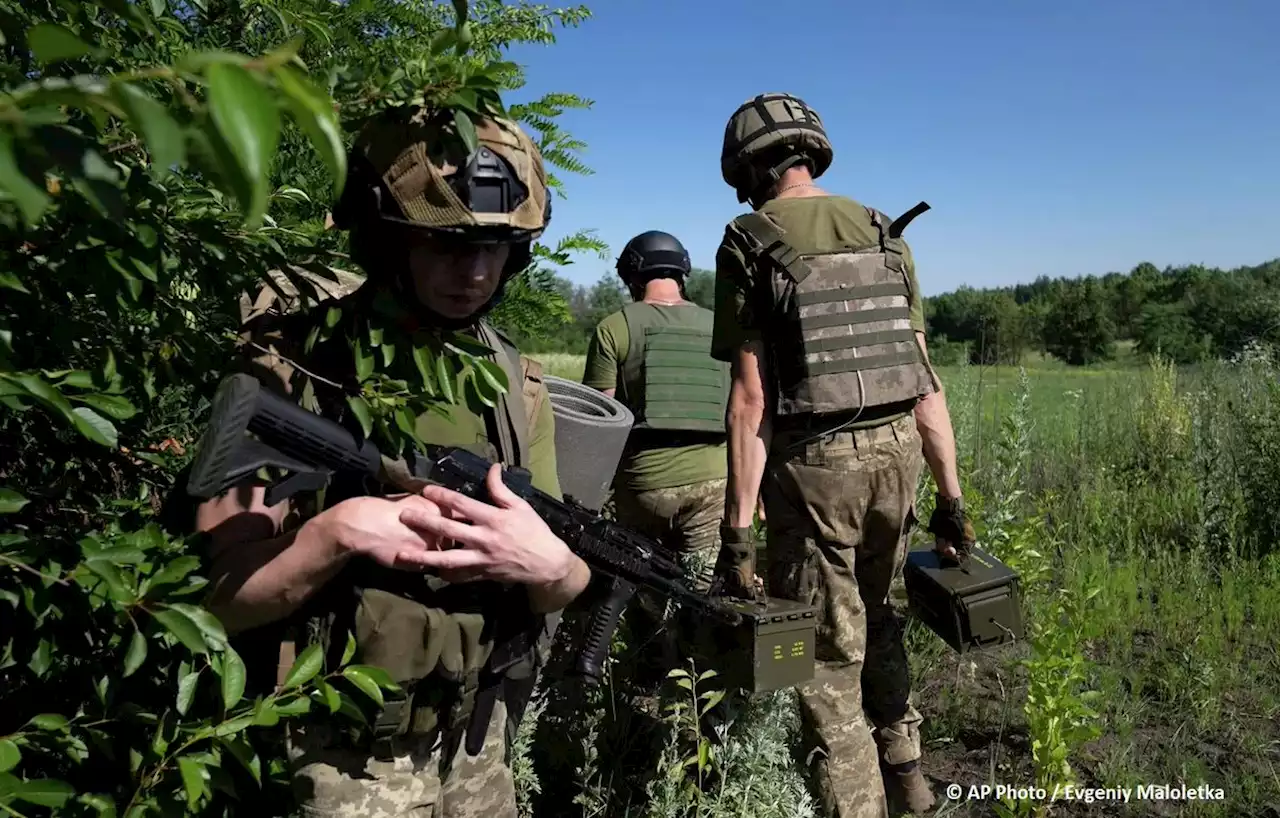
[927,494,976,566]
[710,524,761,601]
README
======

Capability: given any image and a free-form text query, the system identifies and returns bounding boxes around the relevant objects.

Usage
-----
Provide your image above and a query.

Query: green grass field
[521,352,1280,817]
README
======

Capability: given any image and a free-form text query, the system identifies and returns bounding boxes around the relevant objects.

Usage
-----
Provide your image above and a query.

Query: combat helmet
[721,93,833,206]
[331,106,552,323]
[616,230,692,285]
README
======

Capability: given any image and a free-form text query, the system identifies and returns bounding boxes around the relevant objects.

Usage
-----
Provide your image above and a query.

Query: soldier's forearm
[914,391,963,499]
[203,508,352,636]
[725,390,770,528]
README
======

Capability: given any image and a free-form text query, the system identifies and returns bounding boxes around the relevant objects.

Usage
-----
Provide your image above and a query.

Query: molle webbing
[732,203,933,416]
[640,325,726,431]
[619,302,728,434]
[734,212,813,284]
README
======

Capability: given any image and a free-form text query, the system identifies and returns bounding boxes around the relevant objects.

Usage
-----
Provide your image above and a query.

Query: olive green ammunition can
[903,544,1023,653]
[691,597,817,693]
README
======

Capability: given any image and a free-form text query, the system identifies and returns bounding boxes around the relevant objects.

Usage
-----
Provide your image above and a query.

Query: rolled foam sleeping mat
[542,375,634,511]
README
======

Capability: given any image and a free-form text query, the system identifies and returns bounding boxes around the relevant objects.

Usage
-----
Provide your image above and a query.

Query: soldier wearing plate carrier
[582,231,731,672]
[194,107,592,817]
[707,93,977,818]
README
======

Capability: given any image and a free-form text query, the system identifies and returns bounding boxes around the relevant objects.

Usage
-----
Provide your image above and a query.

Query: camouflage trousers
[762,414,925,818]
[611,478,725,661]
[611,477,725,581]
[284,699,516,818]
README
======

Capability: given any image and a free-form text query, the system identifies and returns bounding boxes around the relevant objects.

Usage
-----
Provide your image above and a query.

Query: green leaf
[149,0,166,16]
[216,736,260,784]
[169,603,228,651]
[13,777,75,809]
[273,696,311,717]
[123,627,147,677]
[453,109,478,154]
[313,679,341,714]
[282,643,323,688]
[0,133,50,225]
[0,270,28,293]
[154,607,209,655]
[341,667,384,707]
[0,739,20,773]
[204,62,282,227]
[27,640,52,676]
[177,756,207,808]
[271,67,345,197]
[411,346,437,395]
[82,557,130,602]
[353,335,374,381]
[345,664,400,692]
[436,355,456,403]
[146,556,200,594]
[476,359,508,393]
[341,632,356,666]
[176,665,200,715]
[110,84,184,178]
[394,406,416,439]
[221,646,246,709]
[71,406,119,448]
[252,700,279,727]
[346,396,373,439]
[27,23,99,65]
[211,713,256,737]
[26,713,69,732]
[0,488,28,515]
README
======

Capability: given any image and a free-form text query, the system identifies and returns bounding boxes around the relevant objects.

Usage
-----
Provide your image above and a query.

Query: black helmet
[616,230,692,285]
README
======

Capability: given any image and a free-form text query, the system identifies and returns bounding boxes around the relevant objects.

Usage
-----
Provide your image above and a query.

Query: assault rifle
[186,374,816,697]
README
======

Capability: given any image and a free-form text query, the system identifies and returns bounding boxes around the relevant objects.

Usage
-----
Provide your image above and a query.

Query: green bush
[0,0,601,813]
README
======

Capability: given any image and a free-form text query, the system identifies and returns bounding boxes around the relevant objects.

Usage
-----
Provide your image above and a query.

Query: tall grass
[516,353,1280,817]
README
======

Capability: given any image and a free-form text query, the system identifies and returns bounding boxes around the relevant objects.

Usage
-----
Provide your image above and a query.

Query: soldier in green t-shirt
[194,109,592,818]
[707,93,977,818]
[582,231,731,670]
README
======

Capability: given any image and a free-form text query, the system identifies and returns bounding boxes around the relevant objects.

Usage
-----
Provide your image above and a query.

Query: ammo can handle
[574,576,637,684]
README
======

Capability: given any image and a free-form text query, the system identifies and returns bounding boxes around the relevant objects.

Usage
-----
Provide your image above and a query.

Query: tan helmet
[721,93,833,204]
[333,109,551,245]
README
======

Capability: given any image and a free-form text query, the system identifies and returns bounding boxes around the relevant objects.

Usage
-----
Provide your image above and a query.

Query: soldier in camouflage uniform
[194,107,593,817]
[707,93,976,818]
[583,231,731,668]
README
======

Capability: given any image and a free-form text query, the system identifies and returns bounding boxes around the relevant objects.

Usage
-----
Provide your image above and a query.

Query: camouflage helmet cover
[337,110,551,243]
[721,93,833,203]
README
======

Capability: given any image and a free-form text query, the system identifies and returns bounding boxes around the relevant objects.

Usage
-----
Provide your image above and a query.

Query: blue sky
[505,0,1279,296]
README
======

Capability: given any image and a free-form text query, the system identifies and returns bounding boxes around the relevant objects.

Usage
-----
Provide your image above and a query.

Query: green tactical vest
[617,301,730,434]
[730,203,935,419]
[294,318,549,749]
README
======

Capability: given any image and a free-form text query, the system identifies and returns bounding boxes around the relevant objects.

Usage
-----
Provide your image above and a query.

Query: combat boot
[881,760,935,815]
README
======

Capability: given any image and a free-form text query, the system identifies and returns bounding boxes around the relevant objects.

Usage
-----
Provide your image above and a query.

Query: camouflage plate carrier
[730,202,936,418]
[618,301,730,434]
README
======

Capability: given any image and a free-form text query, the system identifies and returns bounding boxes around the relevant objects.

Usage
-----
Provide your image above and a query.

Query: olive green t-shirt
[710,194,928,431]
[583,306,727,494]
[711,194,926,360]
[414,372,562,500]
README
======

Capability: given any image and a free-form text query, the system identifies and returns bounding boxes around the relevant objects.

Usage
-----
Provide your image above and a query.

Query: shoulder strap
[518,356,545,436]
[476,321,530,468]
[866,207,908,274]
[732,211,814,285]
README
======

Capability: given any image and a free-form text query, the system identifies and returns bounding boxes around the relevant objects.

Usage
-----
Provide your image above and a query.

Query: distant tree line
[925,258,1280,366]
[497,258,1280,366]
